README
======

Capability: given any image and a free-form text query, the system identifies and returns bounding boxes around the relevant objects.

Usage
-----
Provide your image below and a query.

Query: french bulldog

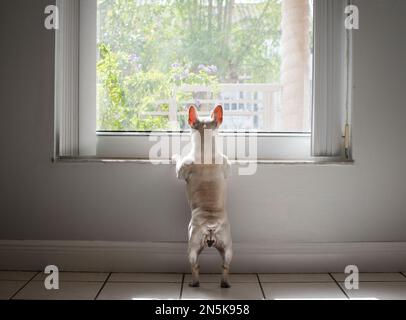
[175,105,232,288]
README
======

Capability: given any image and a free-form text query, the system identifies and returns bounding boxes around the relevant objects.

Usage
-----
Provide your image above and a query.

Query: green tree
[97,0,282,131]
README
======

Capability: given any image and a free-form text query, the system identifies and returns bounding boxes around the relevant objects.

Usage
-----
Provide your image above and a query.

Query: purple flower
[207,65,218,74]
[171,62,181,69]
[129,54,140,63]
[198,64,205,71]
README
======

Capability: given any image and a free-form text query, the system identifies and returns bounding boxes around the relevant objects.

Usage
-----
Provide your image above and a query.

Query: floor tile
[97,282,181,300]
[339,282,406,300]
[259,273,333,283]
[12,281,103,300]
[109,273,182,283]
[0,281,27,300]
[0,271,37,281]
[184,273,258,284]
[4,271,406,300]
[33,272,109,282]
[182,283,263,300]
[262,282,347,300]
[331,272,406,282]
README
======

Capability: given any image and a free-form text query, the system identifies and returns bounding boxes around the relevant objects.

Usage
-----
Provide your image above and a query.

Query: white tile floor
[1,271,406,300]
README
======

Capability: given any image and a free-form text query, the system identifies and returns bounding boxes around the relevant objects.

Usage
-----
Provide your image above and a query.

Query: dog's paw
[189,281,200,288]
[220,281,231,288]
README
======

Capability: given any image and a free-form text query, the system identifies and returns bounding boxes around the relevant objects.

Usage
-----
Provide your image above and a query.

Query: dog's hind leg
[217,244,232,288]
[188,244,203,287]
[188,227,203,287]
[217,226,233,288]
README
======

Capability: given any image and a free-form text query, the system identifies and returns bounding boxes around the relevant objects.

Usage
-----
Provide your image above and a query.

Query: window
[54,0,352,161]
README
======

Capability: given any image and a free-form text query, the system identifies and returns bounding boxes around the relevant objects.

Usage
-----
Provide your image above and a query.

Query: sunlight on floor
[1,271,405,300]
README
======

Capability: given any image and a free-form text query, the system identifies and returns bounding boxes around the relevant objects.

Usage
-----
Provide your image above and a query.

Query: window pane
[97,0,312,132]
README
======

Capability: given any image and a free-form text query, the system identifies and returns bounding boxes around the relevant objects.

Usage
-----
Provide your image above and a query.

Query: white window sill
[53,156,353,166]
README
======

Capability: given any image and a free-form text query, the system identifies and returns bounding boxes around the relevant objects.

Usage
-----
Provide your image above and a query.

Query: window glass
[97,0,313,132]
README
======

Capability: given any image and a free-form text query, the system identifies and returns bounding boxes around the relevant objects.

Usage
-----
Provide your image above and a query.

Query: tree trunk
[217,0,223,31]
[208,0,213,40]
[281,0,310,132]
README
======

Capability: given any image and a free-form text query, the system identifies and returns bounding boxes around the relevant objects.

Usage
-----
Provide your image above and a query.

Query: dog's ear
[211,105,223,126]
[188,105,199,127]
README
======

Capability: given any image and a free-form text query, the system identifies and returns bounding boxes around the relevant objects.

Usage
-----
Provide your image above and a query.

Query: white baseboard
[1,240,406,273]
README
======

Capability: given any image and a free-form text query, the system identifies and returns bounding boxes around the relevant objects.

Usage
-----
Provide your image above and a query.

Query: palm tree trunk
[281,0,310,132]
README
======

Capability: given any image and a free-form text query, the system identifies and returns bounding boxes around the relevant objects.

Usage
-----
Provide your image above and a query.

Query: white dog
[175,105,232,288]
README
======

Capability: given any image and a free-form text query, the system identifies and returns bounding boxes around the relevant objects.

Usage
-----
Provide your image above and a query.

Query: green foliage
[97,0,282,131]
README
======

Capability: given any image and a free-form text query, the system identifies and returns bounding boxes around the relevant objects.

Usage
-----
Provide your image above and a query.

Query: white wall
[0,0,405,249]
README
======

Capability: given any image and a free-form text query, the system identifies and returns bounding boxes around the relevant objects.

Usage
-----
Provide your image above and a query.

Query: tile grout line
[9,271,40,300]
[256,274,266,300]
[94,272,112,300]
[179,273,185,300]
[259,281,343,284]
[99,281,186,283]
[328,273,350,300]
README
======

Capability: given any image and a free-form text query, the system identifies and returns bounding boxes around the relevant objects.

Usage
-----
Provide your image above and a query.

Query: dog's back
[185,163,228,214]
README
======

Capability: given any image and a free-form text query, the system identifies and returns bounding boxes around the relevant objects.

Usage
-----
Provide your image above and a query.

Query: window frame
[54,0,353,162]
